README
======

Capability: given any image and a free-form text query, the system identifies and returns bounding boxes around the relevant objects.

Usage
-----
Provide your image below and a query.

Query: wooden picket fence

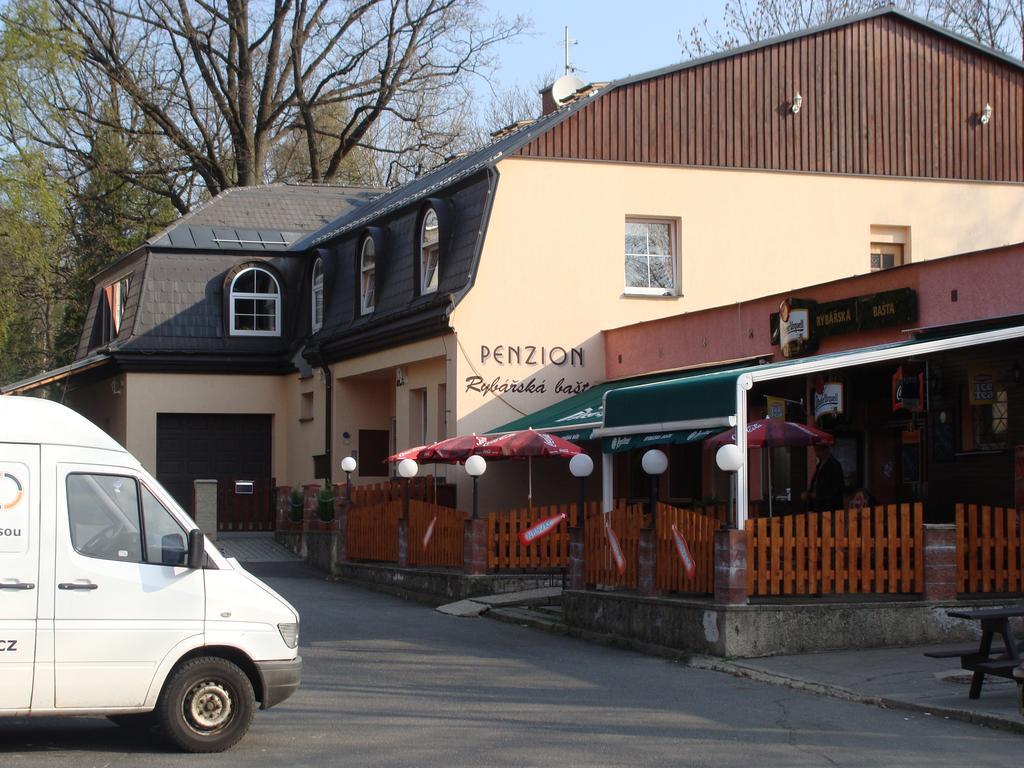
[346,500,401,562]
[487,503,580,570]
[347,477,439,507]
[585,502,645,589]
[956,504,1024,594]
[655,503,726,595]
[407,501,468,568]
[745,503,923,596]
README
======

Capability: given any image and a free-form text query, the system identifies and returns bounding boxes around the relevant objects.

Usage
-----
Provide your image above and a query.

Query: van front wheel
[157,656,255,753]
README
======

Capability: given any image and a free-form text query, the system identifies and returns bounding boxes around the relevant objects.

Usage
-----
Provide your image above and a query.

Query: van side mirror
[161,533,187,566]
[187,529,205,570]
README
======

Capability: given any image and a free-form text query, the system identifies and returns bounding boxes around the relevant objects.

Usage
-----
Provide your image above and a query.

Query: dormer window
[99,275,131,344]
[360,236,375,314]
[420,208,439,294]
[311,258,324,331]
[229,267,280,336]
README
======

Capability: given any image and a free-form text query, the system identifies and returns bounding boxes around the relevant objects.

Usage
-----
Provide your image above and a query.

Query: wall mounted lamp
[790,91,803,115]
[980,103,993,125]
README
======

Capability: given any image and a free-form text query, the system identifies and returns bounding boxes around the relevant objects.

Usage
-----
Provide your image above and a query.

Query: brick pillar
[463,518,488,576]
[714,528,748,605]
[923,523,957,601]
[568,526,585,590]
[193,479,217,541]
[302,483,319,525]
[638,527,657,597]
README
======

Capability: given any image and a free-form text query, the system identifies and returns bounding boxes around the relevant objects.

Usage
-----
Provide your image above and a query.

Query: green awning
[602,427,725,453]
[599,368,746,436]
[485,370,687,440]
[487,361,759,442]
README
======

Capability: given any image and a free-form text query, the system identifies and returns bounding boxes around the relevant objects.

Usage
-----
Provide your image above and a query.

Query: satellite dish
[550,74,585,105]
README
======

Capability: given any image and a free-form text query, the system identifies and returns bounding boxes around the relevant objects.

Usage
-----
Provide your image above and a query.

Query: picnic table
[924,605,1024,700]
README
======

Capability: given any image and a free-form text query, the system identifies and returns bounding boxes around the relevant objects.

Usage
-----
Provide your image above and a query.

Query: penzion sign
[466,343,591,398]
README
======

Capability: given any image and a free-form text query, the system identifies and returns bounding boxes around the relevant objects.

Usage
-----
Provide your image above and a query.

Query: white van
[0,397,300,752]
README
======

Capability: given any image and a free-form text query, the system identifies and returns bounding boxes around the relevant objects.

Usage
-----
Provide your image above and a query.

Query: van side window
[66,474,143,563]
[141,486,188,565]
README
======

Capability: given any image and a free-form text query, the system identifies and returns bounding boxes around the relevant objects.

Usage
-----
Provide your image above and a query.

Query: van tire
[156,656,255,753]
[107,712,158,730]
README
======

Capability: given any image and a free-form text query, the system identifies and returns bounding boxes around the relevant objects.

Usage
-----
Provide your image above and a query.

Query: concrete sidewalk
[695,645,1024,733]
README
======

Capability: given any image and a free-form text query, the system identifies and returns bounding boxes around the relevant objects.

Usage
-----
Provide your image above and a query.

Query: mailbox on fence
[234,481,254,495]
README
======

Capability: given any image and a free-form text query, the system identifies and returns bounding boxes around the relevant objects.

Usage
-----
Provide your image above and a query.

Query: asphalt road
[3,560,1023,767]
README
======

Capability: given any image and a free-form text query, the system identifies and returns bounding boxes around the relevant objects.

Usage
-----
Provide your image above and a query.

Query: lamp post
[341,456,357,503]
[568,453,594,592]
[569,454,594,531]
[465,454,487,520]
[398,458,419,518]
[715,443,745,528]
[641,449,668,525]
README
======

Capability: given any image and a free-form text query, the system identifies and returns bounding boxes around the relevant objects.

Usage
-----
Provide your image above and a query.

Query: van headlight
[278,622,299,649]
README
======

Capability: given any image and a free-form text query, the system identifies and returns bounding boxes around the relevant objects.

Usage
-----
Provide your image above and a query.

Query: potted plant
[315,483,335,522]
[288,488,304,523]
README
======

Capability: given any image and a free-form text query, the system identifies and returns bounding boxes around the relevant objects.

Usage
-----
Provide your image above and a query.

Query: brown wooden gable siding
[516,15,1024,182]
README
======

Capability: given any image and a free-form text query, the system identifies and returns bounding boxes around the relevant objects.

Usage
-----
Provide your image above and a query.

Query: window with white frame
[311,258,324,331]
[229,267,280,336]
[360,236,375,314]
[420,208,439,294]
[870,225,909,272]
[624,219,677,295]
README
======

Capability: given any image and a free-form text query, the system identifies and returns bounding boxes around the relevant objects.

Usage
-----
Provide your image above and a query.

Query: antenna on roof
[563,26,577,76]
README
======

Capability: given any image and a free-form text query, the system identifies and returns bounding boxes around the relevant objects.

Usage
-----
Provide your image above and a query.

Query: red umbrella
[704,419,833,518]
[478,429,583,459]
[704,419,834,449]
[386,443,437,463]
[418,434,490,463]
[478,429,584,505]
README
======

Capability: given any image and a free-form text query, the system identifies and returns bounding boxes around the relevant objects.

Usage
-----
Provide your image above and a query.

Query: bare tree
[680,0,1023,61]
[1,1,527,212]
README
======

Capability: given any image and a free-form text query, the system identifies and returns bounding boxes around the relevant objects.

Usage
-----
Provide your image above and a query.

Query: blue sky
[481,0,726,94]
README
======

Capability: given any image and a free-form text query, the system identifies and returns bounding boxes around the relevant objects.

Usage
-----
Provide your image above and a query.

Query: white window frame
[420,208,439,295]
[229,266,281,337]
[624,217,679,297]
[311,258,324,332]
[870,242,904,272]
[360,236,376,315]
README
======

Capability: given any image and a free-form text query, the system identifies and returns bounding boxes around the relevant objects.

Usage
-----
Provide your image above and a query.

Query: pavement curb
[690,656,1024,736]
[483,607,1024,735]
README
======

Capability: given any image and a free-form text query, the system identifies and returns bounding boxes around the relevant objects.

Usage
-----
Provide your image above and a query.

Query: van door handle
[58,582,98,591]
[0,581,35,590]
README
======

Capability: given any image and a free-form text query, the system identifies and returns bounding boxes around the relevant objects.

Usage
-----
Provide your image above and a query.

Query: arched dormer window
[229,266,281,336]
[311,258,324,331]
[419,207,439,295]
[360,236,375,314]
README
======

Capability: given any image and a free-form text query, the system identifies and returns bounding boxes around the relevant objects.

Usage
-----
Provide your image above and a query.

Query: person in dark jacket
[807,444,844,512]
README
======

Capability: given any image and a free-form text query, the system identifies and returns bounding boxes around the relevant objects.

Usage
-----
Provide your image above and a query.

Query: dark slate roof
[151,225,305,252]
[151,183,382,250]
[292,7,1021,254]
[121,252,301,355]
[288,106,581,251]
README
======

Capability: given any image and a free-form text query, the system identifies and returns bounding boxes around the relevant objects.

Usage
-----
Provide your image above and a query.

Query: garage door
[156,413,274,531]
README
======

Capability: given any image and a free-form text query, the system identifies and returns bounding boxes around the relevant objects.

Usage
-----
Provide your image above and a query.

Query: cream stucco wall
[124,372,290,479]
[285,372,325,486]
[329,335,454,484]
[451,157,1024,438]
[65,375,128,447]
